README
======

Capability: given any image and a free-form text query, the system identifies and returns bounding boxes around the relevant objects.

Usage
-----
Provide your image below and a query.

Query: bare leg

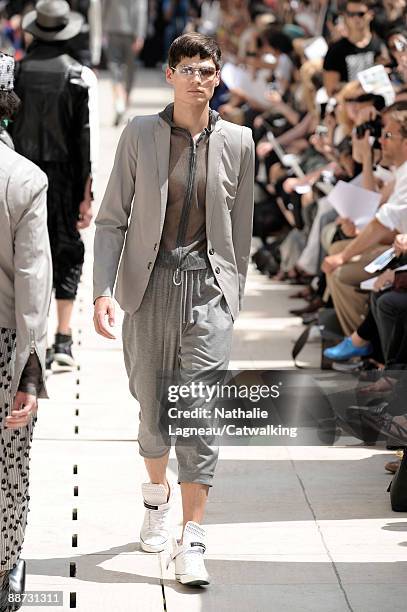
[113,82,127,114]
[56,299,74,335]
[180,483,209,541]
[350,331,368,347]
[144,453,170,501]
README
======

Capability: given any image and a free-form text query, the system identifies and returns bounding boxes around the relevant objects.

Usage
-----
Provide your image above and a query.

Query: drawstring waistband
[173,268,182,286]
[172,268,196,326]
[172,268,197,361]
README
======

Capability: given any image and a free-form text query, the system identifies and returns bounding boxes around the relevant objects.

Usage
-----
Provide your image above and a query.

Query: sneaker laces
[144,503,170,535]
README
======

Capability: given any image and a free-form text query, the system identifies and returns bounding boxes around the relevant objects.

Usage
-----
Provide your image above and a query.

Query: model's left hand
[132,37,144,55]
[5,392,37,429]
[77,198,93,230]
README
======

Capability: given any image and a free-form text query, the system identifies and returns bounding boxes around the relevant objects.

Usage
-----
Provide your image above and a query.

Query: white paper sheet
[327,180,381,227]
[360,277,378,291]
[357,64,396,106]
[364,248,396,274]
[304,36,328,60]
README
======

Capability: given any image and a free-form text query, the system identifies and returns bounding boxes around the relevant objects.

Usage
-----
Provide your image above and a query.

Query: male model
[0,51,52,610]
[93,32,254,586]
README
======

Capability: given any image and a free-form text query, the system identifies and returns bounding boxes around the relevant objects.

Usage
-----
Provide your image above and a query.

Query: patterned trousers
[0,328,36,572]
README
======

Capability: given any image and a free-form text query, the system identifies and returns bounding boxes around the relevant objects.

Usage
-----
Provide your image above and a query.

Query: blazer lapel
[206,123,225,234]
[154,118,171,234]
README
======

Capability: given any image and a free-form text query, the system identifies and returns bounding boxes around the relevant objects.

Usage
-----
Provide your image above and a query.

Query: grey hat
[0,52,14,92]
[22,0,84,42]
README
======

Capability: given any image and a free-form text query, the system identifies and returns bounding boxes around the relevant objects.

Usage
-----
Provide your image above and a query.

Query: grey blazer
[93,112,255,321]
[0,141,52,398]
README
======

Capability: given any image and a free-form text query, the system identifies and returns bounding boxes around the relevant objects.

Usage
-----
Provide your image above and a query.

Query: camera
[354,94,385,147]
[355,116,382,141]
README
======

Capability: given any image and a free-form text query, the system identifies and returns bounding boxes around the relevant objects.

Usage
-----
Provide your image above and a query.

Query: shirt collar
[159,102,219,135]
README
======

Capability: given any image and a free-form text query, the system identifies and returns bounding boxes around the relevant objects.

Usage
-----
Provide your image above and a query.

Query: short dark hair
[385,28,407,47]
[266,30,293,55]
[341,0,374,11]
[383,100,407,139]
[168,33,221,71]
[0,90,20,122]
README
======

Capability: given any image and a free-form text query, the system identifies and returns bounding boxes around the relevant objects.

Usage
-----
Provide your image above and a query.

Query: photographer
[335,95,394,239]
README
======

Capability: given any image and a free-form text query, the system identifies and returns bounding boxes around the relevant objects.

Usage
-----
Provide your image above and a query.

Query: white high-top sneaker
[170,521,210,586]
[140,482,171,553]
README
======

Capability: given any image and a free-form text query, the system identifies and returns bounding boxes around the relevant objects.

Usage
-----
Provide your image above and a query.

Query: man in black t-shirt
[323,0,384,95]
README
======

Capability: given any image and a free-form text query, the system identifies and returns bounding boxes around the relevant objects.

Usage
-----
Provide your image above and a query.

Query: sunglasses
[345,10,369,17]
[381,130,402,140]
[170,65,218,80]
[389,39,407,53]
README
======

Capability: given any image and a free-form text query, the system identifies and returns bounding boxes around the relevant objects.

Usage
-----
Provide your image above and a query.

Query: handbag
[388,449,407,512]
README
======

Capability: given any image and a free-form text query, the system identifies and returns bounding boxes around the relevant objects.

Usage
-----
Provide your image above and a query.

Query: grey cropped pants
[122,260,234,487]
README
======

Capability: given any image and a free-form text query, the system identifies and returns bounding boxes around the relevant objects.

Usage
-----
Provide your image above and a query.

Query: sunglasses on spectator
[345,10,369,17]
[170,65,218,80]
[381,130,402,140]
[389,39,407,53]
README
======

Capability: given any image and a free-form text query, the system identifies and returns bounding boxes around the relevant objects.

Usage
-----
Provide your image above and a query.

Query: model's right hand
[93,297,116,339]
[5,392,37,429]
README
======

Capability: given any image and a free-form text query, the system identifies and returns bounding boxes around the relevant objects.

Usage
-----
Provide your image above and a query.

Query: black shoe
[1,570,10,612]
[290,297,324,316]
[53,333,75,367]
[46,347,54,371]
[301,312,319,325]
[114,110,124,126]
[0,559,26,612]
[9,560,25,611]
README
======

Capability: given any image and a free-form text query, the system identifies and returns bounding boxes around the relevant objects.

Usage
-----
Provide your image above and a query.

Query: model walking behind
[102,0,147,125]
[10,0,93,369]
[0,52,52,611]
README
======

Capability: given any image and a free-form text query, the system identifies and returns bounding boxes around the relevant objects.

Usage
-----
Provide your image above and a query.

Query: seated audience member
[322,102,407,336]
[323,0,385,96]
[261,27,295,96]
